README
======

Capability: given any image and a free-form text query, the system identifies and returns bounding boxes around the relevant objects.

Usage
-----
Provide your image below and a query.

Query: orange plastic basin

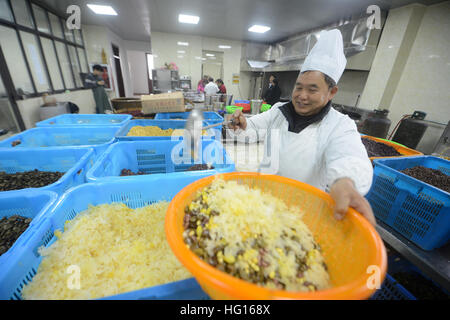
[362,135,423,162]
[165,172,387,300]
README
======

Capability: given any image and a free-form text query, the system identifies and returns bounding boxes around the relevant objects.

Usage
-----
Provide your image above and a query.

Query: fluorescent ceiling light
[196,57,206,61]
[178,14,200,24]
[248,25,271,33]
[218,45,231,49]
[205,53,215,57]
[177,41,189,46]
[177,50,185,53]
[177,55,184,58]
[87,4,118,15]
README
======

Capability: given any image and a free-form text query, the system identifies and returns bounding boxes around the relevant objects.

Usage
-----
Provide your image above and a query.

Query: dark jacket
[263,84,281,106]
[84,73,111,114]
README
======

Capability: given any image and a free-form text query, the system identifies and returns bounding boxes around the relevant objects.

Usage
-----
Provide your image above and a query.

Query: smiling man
[229,29,375,225]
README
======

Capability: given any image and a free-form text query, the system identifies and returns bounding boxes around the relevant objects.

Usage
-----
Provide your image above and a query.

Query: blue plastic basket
[86,140,235,183]
[115,119,220,141]
[234,100,250,104]
[0,176,217,300]
[370,274,417,300]
[0,148,95,195]
[0,190,58,266]
[155,112,223,123]
[35,114,131,127]
[0,126,120,157]
[367,156,450,250]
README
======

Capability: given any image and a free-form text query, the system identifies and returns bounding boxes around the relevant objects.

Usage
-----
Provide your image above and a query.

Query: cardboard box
[141,92,185,113]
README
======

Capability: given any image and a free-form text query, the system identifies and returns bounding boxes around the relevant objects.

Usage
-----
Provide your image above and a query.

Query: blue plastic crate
[234,100,250,104]
[0,126,121,157]
[0,190,58,266]
[86,140,235,183]
[370,274,417,300]
[115,119,220,141]
[0,176,216,300]
[155,112,223,123]
[367,156,450,250]
[35,114,131,127]
[0,148,95,195]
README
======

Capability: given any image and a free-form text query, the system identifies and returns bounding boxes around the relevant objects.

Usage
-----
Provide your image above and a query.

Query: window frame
[0,0,90,99]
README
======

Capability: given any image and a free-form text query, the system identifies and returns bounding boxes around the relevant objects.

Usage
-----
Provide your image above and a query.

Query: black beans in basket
[120,169,146,176]
[0,215,32,256]
[187,164,214,171]
[362,138,401,157]
[0,170,65,191]
[401,166,450,193]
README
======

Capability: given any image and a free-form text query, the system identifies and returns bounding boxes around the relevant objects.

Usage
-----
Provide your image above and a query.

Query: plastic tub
[155,112,224,131]
[116,119,220,141]
[0,126,120,157]
[367,156,450,250]
[166,172,387,300]
[0,148,95,195]
[361,135,423,162]
[86,140,234,183]
[35,114,131,127]
[0,190,58,266]
[0,176,219,300]
[226,106,243,114]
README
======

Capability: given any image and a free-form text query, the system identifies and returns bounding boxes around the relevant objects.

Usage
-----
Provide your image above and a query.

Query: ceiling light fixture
[218,45,231,49]
[205,53,215,57]
[87,4,118,15]
[248,25,271,33]
[178,14,200,24]
[177,41,189,46]
[177,50,185,53]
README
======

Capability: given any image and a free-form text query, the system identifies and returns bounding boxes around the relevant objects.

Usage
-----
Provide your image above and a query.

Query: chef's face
[292,71,337,116]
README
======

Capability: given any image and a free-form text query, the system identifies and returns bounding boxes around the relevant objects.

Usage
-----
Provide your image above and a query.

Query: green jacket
[84,73,112,114]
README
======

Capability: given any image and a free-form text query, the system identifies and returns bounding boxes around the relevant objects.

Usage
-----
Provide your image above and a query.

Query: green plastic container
[261,104,271,112]
[226,106,243,114]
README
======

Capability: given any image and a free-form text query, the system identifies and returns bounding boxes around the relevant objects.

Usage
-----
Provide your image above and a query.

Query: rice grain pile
[183,178,330,292]
[127,126,206,137]
[22,202,191,300]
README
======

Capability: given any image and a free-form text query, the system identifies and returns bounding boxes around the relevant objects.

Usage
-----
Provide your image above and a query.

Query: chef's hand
[97,80,105,86]
[330,178,376,226]
[229,109,247,130]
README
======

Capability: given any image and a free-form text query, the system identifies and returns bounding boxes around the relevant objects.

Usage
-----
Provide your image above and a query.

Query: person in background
[84,65,112,114]
[216,79,227,94]
[197,75,208,93]
[262,75,282,106]
[204,77,219,95]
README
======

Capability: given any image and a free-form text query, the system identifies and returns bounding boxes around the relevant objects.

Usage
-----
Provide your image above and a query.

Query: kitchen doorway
[112,44,125,97]
[201,50,223,82]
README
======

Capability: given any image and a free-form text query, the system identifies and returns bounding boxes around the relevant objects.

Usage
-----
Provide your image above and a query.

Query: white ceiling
[40,0,444,43]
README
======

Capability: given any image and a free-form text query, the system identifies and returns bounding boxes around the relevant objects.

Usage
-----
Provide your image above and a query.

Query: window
[11,0,34,28]
[55,41,75,89]
[0,26,34,94]
[0,0,13,22]
[68,45,82,87]
[78,47,88,73]
[20,31,51,92]
[41,37,64,90]
[0,0,89,97]
[48,13,63,38]
[32,4,50,34]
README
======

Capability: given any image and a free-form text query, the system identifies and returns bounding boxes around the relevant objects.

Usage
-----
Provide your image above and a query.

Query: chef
[229,29,375,225]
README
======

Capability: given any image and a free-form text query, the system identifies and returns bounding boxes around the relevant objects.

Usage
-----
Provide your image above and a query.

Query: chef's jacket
[230,101,373,195]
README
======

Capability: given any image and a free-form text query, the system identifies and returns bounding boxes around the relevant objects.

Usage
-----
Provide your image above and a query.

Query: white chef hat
[300,29,347,84]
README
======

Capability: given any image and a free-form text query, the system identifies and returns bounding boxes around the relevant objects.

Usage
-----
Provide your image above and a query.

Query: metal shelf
[375,220,450,292]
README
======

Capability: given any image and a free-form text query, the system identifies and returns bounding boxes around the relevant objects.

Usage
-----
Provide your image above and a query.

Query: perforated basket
[370,274,416,300]
[0,190,58,266]
[366,156,450,250]
[86,140,234,183]
[0,126,120,157]
[166,172,387,300]
[0,176,217,300]
[35,114,131,127]
[0,148,95,195]
[115,120,220,141]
